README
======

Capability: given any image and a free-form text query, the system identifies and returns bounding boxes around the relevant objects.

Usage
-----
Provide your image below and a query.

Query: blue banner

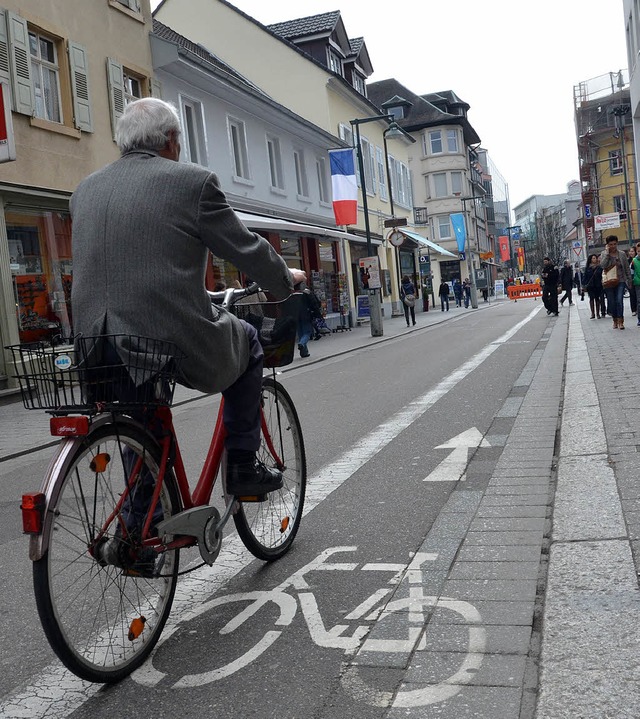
[450,213,467,253]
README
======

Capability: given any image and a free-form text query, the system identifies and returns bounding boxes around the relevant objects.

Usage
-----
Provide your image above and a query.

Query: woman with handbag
[599,234,632,329]
[582,254,603,319]
[400,274,417,327]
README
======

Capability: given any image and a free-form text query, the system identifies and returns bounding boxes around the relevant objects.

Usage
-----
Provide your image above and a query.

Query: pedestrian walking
[400,274,417,327]
[462,278,471,308]
[541,257,559,316]
[631,245,640,327]
[559,260,574,306]
[296,283,315,357]
[582,254,604,319]
[628,246,638,317]
[438,281,450,311]
[600,234,632,329]
[452,278,463,307]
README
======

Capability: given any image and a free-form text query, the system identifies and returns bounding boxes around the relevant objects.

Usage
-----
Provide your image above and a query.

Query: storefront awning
[236,211,380,245]
[399,229,457,258]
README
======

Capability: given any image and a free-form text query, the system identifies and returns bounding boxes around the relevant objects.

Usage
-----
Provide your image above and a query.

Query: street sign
[384,217,407,228]
[419,254,430,265]
[584,204,591,219]
[594,213,621,230]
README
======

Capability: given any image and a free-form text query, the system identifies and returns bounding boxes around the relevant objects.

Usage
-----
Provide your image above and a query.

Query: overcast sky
[152,0,629,209]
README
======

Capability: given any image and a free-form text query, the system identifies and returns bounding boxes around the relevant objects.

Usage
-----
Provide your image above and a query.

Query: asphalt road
[0,301,550,718]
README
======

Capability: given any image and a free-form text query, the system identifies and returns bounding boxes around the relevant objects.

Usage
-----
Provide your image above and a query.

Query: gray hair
[115,97,181,154]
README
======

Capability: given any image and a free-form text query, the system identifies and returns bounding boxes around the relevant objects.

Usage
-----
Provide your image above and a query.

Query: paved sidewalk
[536,298,640,718]
[0,300,496,461]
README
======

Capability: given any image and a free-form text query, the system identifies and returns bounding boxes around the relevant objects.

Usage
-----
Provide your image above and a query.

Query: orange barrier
[506,283,542,301]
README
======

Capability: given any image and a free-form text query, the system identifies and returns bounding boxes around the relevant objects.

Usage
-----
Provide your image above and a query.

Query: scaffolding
[573,70,636,246]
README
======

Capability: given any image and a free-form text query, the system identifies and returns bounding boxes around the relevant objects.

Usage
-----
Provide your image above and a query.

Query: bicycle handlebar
[207,282,261,308]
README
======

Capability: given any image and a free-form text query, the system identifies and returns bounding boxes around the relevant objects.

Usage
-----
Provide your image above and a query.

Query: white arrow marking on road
[423,428,490,482]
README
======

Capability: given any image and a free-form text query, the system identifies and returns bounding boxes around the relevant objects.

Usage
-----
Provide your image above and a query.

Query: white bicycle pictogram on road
[133,546,485,708]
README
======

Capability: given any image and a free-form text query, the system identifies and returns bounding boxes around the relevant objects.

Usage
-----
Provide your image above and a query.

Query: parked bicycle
[7,285,306,684]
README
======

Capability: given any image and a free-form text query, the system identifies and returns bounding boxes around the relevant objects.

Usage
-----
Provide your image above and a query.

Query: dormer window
[352,71,365,95]
[388,106,405,120]
[328,49,343,75]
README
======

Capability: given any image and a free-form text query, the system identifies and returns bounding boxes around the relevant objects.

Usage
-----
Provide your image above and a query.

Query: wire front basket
[6,334,185,413]
[232,293,302,368]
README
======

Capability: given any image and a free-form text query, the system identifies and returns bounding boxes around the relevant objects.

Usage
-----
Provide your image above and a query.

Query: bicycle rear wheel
[233,377,306,561]
[33,422,181,683]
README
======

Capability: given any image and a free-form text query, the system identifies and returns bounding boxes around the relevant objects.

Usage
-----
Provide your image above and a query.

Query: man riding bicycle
[71,97,306,496]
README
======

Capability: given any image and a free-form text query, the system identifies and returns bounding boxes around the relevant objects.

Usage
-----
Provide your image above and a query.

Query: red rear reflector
[21,492,46,534]
[50,416,89,437]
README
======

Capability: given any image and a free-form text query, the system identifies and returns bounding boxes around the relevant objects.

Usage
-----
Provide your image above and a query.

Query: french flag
[329,148,358,226]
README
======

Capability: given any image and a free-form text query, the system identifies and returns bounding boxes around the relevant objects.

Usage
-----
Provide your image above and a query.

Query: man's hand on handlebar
[289,268,307,288]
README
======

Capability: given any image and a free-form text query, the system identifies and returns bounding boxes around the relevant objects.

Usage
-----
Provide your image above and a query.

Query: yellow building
[574,71,637,248]
[0,0,158,387]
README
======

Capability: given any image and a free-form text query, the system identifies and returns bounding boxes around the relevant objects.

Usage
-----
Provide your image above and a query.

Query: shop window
[279,236,301,268]
[312,241,339,313]
[0,10,92,132]
[7,209,73,344]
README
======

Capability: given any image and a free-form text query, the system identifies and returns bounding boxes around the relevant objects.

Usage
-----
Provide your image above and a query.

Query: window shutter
[68,41,93,132]
[0,10,11,89]
[106,57,124,138]
[6,11,33,115]
[149,76,162,99]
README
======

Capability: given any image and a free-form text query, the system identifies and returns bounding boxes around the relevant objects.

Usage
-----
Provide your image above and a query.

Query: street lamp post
[350,114,400,337]
[457,195,480,309]
[383,123,415,303]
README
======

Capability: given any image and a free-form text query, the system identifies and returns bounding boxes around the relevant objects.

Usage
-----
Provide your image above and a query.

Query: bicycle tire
[33,421,181,683]
[233,377,306,561]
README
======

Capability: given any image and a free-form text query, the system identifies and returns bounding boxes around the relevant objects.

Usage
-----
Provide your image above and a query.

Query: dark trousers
[440,295,449,311]
[560,288,572,304]
[222,320,264,452]
[403,303,416,325]
[543,285,558,314]
[604,283,626,319]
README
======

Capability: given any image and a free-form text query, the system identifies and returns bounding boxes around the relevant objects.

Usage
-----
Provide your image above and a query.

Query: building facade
[574,70,637,249]
[0,0,156,387]
[154,1,415,321]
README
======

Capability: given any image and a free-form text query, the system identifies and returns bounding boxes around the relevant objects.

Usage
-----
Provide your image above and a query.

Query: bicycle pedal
[237,494,267,503]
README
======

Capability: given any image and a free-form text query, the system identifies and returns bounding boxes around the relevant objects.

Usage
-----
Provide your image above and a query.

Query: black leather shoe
[226,458,283,496]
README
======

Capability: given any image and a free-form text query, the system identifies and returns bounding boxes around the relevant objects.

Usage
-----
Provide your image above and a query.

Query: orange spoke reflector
[280,517,290,534]
[89,453,111,473]
[128,616,146,641]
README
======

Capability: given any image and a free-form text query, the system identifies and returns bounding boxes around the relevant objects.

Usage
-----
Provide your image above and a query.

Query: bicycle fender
[29,415,155,561]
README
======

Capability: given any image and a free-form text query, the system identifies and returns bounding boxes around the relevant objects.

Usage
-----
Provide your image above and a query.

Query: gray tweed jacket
[70,150,293,393]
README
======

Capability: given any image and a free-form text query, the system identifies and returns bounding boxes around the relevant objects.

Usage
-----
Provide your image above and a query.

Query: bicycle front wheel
[233,377,306,561]
[33,422,181,683]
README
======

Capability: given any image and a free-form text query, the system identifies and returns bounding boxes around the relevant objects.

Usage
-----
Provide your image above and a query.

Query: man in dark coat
[541,257,559,316]
[559,260,574,306]
[71,98,305,495]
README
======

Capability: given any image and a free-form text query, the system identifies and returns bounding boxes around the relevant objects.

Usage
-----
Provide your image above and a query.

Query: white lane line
[0,306,541,719]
